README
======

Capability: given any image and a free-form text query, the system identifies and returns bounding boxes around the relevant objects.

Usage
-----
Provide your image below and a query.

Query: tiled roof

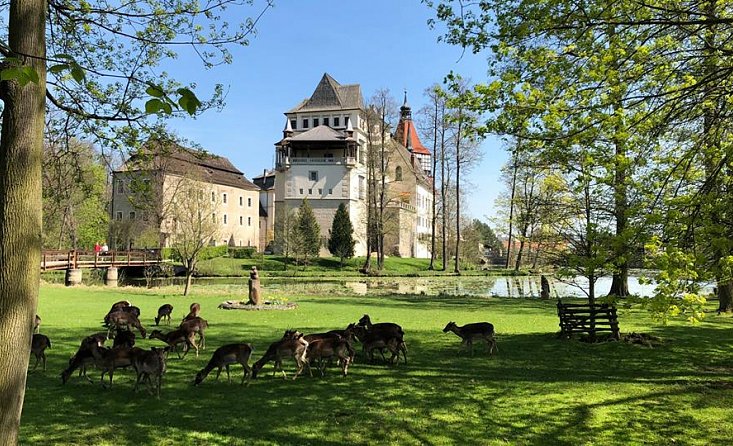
[288,73,364,112]
[289,125,350,142]
[123,141,259,191]
[396,119,431,156]
[252,170,276,190]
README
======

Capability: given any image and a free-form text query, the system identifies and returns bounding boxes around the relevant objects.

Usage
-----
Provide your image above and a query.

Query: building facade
[111,144,260,249]
[273,73,433,258]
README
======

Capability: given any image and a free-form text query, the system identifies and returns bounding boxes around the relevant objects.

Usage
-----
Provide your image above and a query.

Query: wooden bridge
[41,249,164,272]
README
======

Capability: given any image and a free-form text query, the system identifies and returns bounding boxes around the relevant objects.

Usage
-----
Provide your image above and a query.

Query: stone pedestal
[248,266,261,306]
[105,267,119,287]
[65,268,82,286]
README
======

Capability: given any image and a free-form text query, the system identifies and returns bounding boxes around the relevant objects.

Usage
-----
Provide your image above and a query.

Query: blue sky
[165,0,507,221]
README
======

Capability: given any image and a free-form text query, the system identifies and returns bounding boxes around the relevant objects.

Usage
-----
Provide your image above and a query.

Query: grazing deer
[305,336,352,377]
[179,316,208,353]
[61,333,107,384]
[194,343,254,386]
[352,323,407,365]
[30,334,51,372]
[107,311,147,339]
[33,314,41,334]
[103,300,132,325]
[154,304,174,326]
[131,347,167,398]
[113,330,136,348]
[252,330,310,380]
[149,328,197,359]
[442,321,497,356]
[89,343,137,388]
[182,302,201,323]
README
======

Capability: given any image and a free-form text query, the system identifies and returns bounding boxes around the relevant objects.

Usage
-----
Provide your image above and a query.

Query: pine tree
[295,198,321,265]
[328,203,356,267]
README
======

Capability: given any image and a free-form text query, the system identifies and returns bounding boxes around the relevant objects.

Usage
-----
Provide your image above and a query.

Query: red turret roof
[397,119,431,155]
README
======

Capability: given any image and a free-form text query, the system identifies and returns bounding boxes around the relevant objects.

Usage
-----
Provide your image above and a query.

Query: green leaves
[48,54,86,84]
[144,85,201,116]
[0,57,39,87]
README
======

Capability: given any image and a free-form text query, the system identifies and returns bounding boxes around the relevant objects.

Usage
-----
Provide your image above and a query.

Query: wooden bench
[557,301,620,340]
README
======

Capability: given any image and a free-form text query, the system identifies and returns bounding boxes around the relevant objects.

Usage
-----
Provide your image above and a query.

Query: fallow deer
[90,342,137,387]
[106,311,147,339]
[179,316,207,353]
[305,336,352,377]
[194,343,254,385]
[131,347,167,398]
[154,304,174,326]
[113,330,136,348]
[352,322,407,365]
[182,302,201,323]
[61,332,107,384]
[103,300,133,326]
[149,328,197,358]
[252,330,309,380]
[442,321,497,356]
[33,314,41,334]
[30,334,51,372]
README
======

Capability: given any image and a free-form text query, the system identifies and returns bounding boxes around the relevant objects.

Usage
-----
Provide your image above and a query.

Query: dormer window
[323,117,330,127]
[290,119,297,130]
[395,166,403,181]
[302,118,309,129]
[313,118,320,127]
[333,117,340,127]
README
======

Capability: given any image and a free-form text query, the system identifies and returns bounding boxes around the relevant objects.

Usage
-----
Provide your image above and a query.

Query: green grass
[195,255,506,277]
[22,283,733,445]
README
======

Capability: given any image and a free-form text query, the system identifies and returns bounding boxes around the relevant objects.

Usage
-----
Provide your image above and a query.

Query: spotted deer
[252,330,310,380]
[442,321,497,356]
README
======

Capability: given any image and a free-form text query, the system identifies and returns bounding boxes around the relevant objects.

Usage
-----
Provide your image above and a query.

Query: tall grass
[21,283,733,445]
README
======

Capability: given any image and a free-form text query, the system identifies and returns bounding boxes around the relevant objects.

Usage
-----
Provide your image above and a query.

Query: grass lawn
[22,283,733,445]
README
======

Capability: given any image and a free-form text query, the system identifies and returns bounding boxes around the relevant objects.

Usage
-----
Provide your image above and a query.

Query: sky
[164,0,508,221]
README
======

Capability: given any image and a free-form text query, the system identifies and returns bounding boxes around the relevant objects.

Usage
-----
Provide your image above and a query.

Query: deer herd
[29,300,497,398]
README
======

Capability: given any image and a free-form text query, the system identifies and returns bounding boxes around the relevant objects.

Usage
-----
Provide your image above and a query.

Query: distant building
[273,73,433,258]
[252,169,276,252]
[111,143,260,249]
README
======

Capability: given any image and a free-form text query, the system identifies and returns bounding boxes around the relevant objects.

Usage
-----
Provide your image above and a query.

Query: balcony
[287,157,357,166]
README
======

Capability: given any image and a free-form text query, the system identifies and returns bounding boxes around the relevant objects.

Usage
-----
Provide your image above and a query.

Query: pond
[121,274,704,299]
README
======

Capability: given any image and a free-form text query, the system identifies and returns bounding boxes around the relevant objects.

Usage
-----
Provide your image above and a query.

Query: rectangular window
[212,213,216,223]
[211,191,215,202]
[313,118,320,127]
[129,211,136,220]
[308,189,312,194]
[290,119,297,130]
[116,211,123,221]
[302,118,309,129]
[318,188,323,195]
[223,214,228,224]
[248,197,252,207]
[223,193,227,204]
[239,216,243,225]
[309,171,318,181]
[117,181,124,194]
[328,188,333,195]
[248,217,251,226]
[333,116,340,127]
[239,196,243,206]
[323,117,330,127]
[300,188,304,194]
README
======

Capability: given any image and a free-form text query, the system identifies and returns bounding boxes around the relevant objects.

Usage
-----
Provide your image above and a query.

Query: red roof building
[394,92,432,177]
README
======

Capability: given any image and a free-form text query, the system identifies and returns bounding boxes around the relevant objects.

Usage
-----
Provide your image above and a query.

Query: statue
[248,266,261,306]
[540,275,551,300]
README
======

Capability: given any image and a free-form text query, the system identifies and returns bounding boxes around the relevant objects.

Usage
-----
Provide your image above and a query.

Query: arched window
[395,166,403,181]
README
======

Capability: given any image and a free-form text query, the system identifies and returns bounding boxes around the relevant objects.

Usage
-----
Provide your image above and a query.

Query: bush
[165,245,228,262]
[229,247,257,259]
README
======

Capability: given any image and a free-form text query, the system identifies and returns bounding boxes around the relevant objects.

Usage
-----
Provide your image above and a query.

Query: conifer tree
[328,203,356,267]
[295,198,321,265]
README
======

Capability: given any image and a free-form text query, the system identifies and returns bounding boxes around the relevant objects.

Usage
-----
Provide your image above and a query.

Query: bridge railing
[41,249,163,271]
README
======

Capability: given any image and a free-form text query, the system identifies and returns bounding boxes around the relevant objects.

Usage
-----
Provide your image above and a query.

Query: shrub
[229,247,257,259]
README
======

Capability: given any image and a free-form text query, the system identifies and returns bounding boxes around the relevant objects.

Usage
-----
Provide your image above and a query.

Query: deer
[353,318,407,364]
[131,347,168,398]
[89,342,137,388]
[194,343,254,386]
[103,300,136,326]
[252,330,310,380]
[154,304,174,326]
[182,302,201,323]
[148,328,197,359]
[33,314,41,334]
[442,321,497,356]
[107,311,147,340]
[113,330,136,348]
[179,316,207,353]
[305,336,352,377]
[61,332,107,384]
[29,334,51,372]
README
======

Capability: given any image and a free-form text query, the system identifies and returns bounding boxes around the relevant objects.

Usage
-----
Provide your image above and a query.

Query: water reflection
[125,274,688,298]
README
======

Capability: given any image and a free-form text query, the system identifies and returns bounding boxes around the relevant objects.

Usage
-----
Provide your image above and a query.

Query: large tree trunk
[0,2,46,443]
[717,280,733,313]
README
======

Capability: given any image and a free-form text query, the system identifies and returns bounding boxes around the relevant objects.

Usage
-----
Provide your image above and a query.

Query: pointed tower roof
[288,73,364,112]
[395,91,430,155]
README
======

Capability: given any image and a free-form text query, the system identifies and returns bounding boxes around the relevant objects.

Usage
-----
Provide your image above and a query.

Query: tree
[0,2,271,440]
[293,198,320,265]
[274,204,298,270]
[328,203,356,267]
[169,177,220,296]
